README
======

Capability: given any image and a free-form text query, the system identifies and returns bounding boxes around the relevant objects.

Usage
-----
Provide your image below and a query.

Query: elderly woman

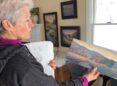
[0,0,99,86]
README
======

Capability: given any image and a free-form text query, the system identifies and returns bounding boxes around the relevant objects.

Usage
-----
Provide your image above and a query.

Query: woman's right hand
[48,58,57,70]
[84,67,100,82]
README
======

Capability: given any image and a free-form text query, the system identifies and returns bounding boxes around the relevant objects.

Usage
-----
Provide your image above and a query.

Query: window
[86,0,117,51]
[95,0,117,23]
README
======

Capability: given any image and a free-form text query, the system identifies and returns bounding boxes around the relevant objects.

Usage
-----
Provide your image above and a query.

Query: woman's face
[14,6,33,40]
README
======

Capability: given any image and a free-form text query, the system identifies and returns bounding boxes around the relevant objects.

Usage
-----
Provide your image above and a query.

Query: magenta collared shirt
[0,38,21,45]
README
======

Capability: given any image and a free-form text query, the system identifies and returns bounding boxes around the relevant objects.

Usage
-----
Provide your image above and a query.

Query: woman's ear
[1,20,14,31]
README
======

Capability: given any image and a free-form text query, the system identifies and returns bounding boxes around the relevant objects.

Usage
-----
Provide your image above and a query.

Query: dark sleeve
[20,66,83,86]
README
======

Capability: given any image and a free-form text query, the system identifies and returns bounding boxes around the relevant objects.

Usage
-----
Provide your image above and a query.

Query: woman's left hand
[84,67,100,82]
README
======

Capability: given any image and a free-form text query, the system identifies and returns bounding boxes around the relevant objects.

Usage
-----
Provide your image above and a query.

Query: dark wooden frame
[43,12,59,47]
[60,26,80,47]
[61,0,77,19]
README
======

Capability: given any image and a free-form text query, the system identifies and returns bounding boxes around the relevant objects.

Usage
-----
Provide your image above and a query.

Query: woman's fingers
[48,58,57,70]
[85,67,100,82]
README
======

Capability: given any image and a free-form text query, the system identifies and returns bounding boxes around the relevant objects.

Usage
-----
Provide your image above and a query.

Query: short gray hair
[0,0,33,33]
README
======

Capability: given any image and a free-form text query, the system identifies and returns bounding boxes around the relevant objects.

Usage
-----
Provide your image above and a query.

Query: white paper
[25,41,55,77]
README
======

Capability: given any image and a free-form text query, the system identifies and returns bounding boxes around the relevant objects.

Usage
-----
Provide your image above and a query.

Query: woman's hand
[84,67,100,82]
[48,58,57,70]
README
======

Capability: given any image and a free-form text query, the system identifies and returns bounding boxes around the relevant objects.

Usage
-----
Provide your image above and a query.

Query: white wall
[33,0,86,50]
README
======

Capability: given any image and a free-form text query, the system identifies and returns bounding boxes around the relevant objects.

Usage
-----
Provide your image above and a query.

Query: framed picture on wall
[60,26,80,47]
[61,0,77,19]
[43,12,59,47]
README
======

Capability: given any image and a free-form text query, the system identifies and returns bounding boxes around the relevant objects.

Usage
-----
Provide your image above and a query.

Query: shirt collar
[0,38,21,46]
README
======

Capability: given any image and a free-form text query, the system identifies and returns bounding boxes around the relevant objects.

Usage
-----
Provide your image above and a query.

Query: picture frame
[31,7,39,24]
[60,26,80,47]
[43,12,59,47]
[61,0,77,19]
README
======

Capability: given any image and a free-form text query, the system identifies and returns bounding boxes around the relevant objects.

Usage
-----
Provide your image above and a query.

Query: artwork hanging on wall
[43,12,59,47]
[61,0,77,19]
[60,26,80,47]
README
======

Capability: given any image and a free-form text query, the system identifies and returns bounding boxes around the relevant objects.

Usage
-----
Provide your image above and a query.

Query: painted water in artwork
[67,39,117,79]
